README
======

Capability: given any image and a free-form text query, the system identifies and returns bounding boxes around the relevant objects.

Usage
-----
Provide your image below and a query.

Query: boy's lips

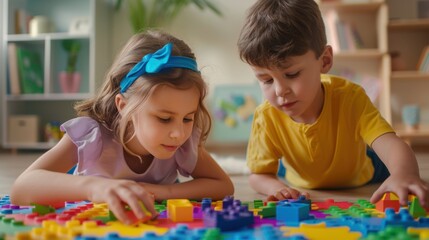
[280,101,297,109]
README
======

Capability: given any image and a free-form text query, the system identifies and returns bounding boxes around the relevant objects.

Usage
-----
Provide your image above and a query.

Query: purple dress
[60,117,199,184]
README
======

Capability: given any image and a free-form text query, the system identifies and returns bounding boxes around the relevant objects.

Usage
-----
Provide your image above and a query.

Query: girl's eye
[285,72,300,78]
[184,118,194,123]
[158,117,171,123]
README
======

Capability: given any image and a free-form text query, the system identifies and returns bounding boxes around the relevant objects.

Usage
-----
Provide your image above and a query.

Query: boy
[237,0,428,207]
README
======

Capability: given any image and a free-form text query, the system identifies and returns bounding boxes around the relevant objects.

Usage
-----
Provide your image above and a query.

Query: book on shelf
[16,47,44,94]
[7,43,21,95]
[417,46,429,73]
[14,9,32,34]
[324,9,364,52]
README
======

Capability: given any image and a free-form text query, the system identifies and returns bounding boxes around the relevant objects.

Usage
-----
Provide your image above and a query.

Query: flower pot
[59,71,81,93]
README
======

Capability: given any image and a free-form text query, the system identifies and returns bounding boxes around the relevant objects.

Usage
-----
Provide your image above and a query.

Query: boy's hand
[267,187,310,201]
[86,177,158,224]
[370,174,429,207]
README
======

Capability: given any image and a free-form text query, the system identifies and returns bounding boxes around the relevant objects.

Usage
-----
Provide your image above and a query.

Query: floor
[1,146,429,203]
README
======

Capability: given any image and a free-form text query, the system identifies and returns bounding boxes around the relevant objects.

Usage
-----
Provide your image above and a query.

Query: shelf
[391,71,429,80]
[395,124,429,138]
[6,93,92,101]
[335,49,385,58]
[388,19,429,30]
[7,32,90,41]
[320,1,384,11]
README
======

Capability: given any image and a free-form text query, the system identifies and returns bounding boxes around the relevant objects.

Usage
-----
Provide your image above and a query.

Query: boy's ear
[320,46,333,74]
[115,94,127,114]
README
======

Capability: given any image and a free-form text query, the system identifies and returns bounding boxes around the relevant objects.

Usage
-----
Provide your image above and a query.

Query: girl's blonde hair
[74,30,211,151]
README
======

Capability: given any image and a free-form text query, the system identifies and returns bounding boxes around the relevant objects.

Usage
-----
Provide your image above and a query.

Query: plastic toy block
[409,197,427,218]
[356,199,375,209]
[362,226,419,240]
[167,199,193,222]
[280,222,362,240]
[382,208,419,228]
[203,201,254,231]
[0,215,33,236]
[201,198,212,211]
[108,202,152,224]
[31,203,56,215]
[259,202,277,218]
[312,199,354,210]
[375,192,401,212]
[276,202,313,224]
[222,195,235,209]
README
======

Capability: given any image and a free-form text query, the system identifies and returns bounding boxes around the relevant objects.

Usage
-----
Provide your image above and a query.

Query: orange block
[167,199,193,222]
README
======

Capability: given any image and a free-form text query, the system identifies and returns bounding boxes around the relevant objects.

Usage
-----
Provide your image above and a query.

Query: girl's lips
[162,145,179,152]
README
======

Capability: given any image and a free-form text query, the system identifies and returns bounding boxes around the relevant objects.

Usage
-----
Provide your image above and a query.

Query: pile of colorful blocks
[1,193,429,239]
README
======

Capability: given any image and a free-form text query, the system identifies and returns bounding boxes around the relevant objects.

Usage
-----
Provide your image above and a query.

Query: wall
[110,0,257,89]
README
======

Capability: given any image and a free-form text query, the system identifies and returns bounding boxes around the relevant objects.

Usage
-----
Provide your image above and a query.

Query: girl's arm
[11,134,157,224]
[370,132,429,206]
[142,147,234,200]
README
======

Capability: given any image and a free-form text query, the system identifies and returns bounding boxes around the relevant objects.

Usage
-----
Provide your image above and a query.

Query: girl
[11,30,234,224]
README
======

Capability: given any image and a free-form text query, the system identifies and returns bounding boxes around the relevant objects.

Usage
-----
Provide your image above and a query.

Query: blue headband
[119,42,199,93]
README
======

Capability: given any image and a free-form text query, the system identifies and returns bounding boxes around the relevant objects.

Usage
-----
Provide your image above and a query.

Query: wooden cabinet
[0,0,112,150]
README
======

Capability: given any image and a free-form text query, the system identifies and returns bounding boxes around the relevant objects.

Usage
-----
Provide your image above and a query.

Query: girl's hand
[267,187,310,201]
[86,177,157,224]
[370,174,429,207]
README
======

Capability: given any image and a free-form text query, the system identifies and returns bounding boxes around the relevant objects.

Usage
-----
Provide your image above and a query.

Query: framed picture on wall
[209,83,263,144]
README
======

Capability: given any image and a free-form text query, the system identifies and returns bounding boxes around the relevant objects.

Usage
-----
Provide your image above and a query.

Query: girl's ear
[115,94,127,114]
[320,46,333,74]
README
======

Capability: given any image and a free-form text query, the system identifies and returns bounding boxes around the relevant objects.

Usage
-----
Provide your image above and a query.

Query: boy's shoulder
[322,74,364,94]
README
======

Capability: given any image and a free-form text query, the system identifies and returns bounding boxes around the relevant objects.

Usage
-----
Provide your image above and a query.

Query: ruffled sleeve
[60,117,103,175]
[174,128,201,177]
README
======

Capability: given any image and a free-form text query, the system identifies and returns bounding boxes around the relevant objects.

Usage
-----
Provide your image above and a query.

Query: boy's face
[126,85,199,159]
[251,48,332,124]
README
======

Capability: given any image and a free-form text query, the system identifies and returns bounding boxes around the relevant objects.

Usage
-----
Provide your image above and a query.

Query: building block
[276,202,313,224]
[167,199,193,222]
[280,222,362,240]
[375,192,401,212]
[203,198,254,231]
[409,197,427,218]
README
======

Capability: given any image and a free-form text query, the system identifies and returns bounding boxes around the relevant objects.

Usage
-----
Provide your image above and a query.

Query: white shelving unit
[1,0,112,150]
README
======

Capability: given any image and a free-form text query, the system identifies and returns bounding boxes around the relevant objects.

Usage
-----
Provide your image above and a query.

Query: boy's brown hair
[238,0,327,68]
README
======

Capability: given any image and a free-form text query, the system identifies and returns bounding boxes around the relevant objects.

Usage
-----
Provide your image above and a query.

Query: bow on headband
[120,42,199,93]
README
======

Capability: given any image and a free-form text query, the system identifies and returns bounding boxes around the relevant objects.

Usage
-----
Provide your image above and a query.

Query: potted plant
[59,39,81,93]
[115,0,222,33]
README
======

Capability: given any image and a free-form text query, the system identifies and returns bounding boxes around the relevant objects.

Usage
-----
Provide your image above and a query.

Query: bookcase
[319,0,429,144]
[319,0,390,121]
[386,0,429,143]
[0,0,112,150]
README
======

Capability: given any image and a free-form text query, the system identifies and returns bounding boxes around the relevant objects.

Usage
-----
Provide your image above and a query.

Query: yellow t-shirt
[246,74,394,189]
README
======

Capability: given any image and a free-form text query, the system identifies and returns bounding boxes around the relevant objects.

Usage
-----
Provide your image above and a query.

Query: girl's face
[127,85,200,159]
[250,48,332,124]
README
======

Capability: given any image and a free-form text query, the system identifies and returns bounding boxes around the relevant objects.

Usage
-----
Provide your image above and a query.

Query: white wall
[110,0,257,91]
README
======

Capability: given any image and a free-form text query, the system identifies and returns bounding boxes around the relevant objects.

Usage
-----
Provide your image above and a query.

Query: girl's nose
[169,124,185,140]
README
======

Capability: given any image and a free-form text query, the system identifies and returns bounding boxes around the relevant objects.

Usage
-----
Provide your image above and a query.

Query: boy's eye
[285,72,300,78]
[262,79,273,85]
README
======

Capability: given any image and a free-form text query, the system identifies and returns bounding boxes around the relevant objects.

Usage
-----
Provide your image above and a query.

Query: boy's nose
[275,82,289,97]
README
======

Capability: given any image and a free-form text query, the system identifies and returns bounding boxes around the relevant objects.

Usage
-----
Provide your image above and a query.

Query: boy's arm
[141,147,234,201]
[370,132,428,206]
[248,173,309,200]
